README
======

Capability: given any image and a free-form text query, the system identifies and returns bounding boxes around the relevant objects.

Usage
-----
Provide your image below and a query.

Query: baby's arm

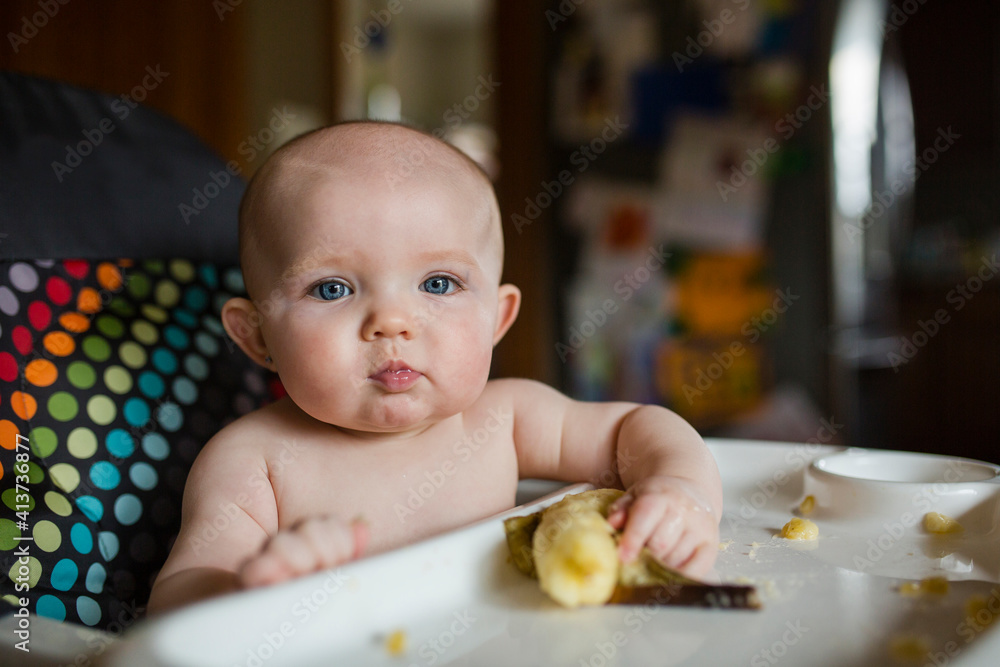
[491,379,722,576]
[147,432,274,614]
[147,427,365,614]
[602,406,721,574]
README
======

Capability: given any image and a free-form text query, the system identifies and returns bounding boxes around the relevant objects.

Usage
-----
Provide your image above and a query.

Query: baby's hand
[239,515,368,588]
[606,476,719,577]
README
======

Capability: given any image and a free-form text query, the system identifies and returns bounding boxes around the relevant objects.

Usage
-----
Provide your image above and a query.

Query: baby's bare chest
[263,418,520,553]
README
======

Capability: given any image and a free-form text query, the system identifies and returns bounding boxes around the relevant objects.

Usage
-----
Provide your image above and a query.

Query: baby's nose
[361,301,415,340]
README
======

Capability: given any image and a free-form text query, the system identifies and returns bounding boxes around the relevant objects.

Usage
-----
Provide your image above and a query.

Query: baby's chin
[301,398,455,437]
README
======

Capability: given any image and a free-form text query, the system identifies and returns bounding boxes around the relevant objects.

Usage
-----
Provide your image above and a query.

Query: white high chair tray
[104,439,1000,666]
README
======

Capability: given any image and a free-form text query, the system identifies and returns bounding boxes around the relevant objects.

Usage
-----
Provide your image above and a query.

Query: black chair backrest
[0,70,243,261]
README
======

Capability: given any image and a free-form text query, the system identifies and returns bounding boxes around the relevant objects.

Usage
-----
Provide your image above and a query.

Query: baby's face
[250,164,510,434]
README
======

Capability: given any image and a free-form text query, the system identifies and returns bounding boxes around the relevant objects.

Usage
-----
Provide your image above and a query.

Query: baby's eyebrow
[415,249,481,271]
[276,252,352,289]
[272,249,480,290]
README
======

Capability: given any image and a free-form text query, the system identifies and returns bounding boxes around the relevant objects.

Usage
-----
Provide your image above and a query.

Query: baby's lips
[371,358,418,375]
[368,368,423,392]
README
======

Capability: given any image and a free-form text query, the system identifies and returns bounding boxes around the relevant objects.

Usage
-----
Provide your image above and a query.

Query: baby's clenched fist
[239,515,368,588]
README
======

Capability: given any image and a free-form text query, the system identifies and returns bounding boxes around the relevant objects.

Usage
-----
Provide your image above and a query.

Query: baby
[148,121,722,613]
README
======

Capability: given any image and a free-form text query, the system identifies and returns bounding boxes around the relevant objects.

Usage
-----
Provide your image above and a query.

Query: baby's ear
[221,297,274,369]
[492,283,521,346]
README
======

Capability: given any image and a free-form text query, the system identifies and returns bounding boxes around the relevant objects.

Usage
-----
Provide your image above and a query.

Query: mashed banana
[779,517,818,540]
[898,576,949,597]
[888,635,929,663]
[923,512,963,534]
[385,629,407,656]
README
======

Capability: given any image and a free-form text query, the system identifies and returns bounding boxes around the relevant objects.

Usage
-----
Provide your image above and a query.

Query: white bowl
[803,449,1000,533]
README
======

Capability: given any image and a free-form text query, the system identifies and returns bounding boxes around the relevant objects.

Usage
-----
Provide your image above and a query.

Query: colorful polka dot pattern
[1,259,277,629]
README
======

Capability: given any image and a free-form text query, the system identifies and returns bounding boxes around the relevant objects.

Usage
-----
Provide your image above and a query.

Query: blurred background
[2,0,997,460]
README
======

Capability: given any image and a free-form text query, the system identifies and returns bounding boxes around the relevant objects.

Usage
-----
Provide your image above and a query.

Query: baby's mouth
[368,360,423,392]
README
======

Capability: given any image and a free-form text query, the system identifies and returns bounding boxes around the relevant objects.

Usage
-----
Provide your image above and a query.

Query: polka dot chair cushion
[0,259,279,630]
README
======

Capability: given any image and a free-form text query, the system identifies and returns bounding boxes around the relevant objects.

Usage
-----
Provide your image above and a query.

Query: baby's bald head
[238,121,503,300]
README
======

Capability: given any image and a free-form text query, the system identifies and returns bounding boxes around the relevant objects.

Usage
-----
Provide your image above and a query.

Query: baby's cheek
[439,318,494,382]
[275,326,352,397]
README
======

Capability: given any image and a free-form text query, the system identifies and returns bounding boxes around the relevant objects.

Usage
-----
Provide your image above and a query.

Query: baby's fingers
[606,493,633,530]
[616,495,674,563]
[679,542,716,578]
[648,517,719,578]
[240,533,308,588]
[240,516,368,589]
[648,524,701,572]
[295,515,369,569]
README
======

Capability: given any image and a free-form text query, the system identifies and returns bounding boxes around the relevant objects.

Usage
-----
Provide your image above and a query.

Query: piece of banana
[504,489,695,608]
[532,490,622,607]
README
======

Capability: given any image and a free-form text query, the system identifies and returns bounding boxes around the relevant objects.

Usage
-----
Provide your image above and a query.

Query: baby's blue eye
[311,281,352,301]
[422,276,455,295]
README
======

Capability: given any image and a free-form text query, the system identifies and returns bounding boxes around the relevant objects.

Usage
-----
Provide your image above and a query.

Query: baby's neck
[279,396,460,444]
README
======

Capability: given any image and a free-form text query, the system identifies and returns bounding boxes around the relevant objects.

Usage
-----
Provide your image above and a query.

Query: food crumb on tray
[798,495,815,515]
[384,629,407,657]
[779,517,818,540]
[729,576,782,602]
[964,595,999,629]
[898,576,949,598]
[888,635,930,663]
[923,512,963,534]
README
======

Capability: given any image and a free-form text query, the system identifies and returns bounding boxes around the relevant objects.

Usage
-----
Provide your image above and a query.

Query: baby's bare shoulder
[190,398,298,470]
[480,377,571,413]
[481,377,553,401]
[216,397,288,437]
